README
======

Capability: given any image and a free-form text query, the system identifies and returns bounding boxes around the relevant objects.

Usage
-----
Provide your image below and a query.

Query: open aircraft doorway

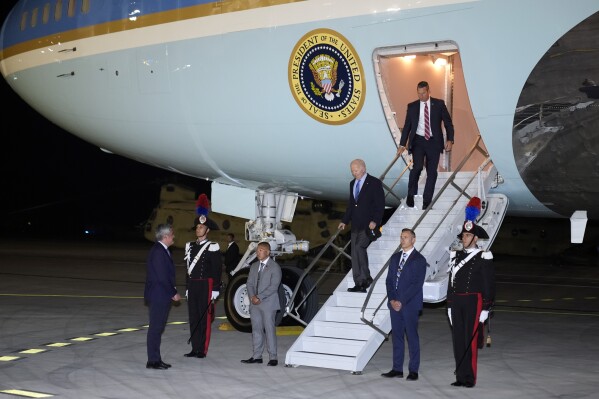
[374,41,488,175]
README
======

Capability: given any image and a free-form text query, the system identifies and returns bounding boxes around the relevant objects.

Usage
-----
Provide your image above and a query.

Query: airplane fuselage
[2,0,599,219]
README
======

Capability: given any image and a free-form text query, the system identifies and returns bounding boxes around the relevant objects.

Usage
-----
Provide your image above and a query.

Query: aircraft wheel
[224,269,252,333]
[224,266,319,332]
[278,266,319,326]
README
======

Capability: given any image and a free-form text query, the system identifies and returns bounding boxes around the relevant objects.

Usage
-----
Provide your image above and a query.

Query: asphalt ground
[1,239,598,399]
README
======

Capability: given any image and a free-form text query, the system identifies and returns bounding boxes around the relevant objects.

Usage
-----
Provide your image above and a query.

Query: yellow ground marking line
[94,332,118,337]
[117,328,140,332]
[70,337,95,342]
[45,343,71,347]
[18,349,47,354]
[0,389,53,397]
[0,356,21,362]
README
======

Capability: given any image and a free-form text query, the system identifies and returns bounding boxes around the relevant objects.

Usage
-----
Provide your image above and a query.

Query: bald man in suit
[241,242,282,366]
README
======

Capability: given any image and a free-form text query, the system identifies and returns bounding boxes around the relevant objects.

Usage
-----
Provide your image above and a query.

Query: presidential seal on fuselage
[288,29,365,125]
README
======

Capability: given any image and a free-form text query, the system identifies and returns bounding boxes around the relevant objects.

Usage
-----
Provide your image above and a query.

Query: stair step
[299,336,366,356]
[312,321,378,340]
[325,306,388,324]
[285,352,357,371]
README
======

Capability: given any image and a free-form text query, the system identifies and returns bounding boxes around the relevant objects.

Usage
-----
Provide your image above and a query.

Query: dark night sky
[0,2,204,240]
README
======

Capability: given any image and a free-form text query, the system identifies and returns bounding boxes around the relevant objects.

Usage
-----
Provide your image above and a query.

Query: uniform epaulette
[209,242,220,251]
[481,251,493,260]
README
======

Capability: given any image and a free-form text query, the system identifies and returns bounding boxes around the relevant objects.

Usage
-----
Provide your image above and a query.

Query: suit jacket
[400,97,454,154]
[224,241,240,272]
[247,258,282,312]
[385,249,427,311]
[144,242,177,303]
[341,173,385,231]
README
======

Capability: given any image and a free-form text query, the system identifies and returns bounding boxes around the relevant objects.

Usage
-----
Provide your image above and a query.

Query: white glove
[211,291,219,300]
[185,290,188,299]
[447,308,452,326]
[479,310,489,323]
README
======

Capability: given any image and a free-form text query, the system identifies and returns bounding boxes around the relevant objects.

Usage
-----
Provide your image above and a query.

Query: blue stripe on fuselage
[1,0,284,50]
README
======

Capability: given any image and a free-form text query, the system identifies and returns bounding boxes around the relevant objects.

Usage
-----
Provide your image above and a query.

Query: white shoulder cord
[186,241,211,276]
[450,249,481,286]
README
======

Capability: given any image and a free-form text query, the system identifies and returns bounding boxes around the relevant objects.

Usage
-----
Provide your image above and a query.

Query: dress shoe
[381,369,403,378]
[422,202,430,210]
[146,361,168,370]
[406,372,418,381]
[184,350,205,358]
[241,357,263,364]
[159,361,172,368]
[406,195,414,208]
[267,360,278,366]
[364,277,373,289]
[347,285,366,293]
[464,382,475,388]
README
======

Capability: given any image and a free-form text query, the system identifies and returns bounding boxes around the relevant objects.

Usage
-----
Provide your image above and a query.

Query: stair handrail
[284,228,351,326]
[360,135,493,338]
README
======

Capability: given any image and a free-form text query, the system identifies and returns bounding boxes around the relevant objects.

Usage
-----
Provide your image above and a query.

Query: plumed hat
[191,194,219,230]
[457,197,489,239]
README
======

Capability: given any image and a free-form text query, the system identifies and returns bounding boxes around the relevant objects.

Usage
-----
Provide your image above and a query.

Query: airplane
[2,0,599,334]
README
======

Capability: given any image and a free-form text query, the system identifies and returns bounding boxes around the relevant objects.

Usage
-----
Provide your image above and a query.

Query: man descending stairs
[285,169,508,373]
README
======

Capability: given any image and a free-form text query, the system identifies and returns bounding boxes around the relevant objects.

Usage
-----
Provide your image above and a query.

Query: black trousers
[187,278,215,355]
[147,299,171,362]
[450,292,483,385]
[408,135,441,204]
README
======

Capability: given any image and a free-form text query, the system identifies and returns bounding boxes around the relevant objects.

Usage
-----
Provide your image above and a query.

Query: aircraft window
[81,0,90,14]
[43,3,50,24]
[20,11,28,31]
[68,0,76,17]
[31,7,39,28]
[55,0,63,22]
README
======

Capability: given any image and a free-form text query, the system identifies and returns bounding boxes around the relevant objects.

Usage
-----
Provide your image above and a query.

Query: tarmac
[1,238,598,399]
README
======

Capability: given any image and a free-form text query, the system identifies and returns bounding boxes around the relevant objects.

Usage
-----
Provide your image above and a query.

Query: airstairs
[284,137,509,373]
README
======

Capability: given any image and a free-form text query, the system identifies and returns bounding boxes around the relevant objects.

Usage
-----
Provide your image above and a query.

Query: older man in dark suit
[397,81,455,210]
[382,228,427,381]
[144,224,181,370]
[339,158,385,293]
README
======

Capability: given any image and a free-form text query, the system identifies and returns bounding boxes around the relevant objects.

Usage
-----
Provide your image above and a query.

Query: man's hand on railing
[338,222,346,230]
[396,145,406,156]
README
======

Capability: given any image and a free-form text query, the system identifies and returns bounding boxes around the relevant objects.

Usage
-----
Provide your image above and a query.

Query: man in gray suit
[241,241,282,366]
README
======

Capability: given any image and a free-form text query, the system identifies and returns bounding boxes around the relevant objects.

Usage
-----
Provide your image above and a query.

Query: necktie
[396,253,408,289]
[354,179,361,201]
[424,102,431,140]
[259,262,266,273]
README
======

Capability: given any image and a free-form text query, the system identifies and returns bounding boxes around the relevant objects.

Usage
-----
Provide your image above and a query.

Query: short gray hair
[155,224,173,241]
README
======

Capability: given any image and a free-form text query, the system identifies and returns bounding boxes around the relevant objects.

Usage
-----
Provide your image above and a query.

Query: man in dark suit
[397,81,455,210]
[144,224,181,370]
[382,228,427,381]
[224,233,241,279]
[339,159,385,292]
[241,241,282,366]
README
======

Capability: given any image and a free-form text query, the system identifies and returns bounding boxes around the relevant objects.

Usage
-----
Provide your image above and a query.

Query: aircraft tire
[278,266,319,327]
[223,266,319,332]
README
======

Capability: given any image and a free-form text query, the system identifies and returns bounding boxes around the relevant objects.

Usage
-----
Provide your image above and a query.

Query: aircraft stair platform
[285,157,508,373]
